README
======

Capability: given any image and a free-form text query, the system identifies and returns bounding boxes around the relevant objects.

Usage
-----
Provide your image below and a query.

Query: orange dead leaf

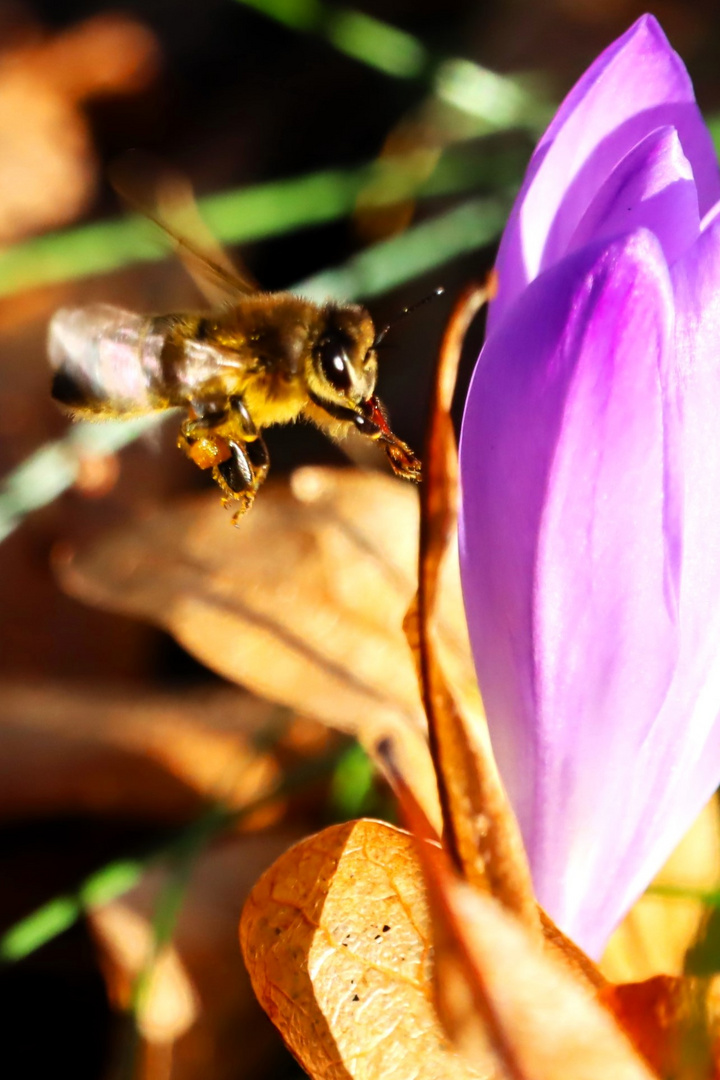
[91,901,199,1044]
[58,466,474,830]
[0,13,158,242]
[241,818,483,1080]
[601,975,720,1079]
[93,831,303,1080]
[241,816,643,1080]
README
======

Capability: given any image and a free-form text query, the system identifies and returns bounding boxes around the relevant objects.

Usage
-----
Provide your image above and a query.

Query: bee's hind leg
[213,434,269,522]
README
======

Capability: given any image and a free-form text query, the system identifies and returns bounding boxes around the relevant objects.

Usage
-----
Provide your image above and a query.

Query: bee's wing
[111,158,259,306]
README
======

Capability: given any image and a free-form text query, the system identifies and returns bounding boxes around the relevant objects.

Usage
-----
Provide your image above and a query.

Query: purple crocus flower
[458,14,720,959]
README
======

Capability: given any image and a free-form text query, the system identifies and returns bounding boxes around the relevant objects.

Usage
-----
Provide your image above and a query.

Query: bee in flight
[48,174,423,518]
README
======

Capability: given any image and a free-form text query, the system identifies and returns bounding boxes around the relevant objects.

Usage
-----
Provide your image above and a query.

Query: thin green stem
[296,192,508,301]
[0,416,159,544]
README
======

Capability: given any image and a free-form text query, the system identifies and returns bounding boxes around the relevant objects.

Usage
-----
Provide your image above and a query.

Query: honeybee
[48,177,422,518]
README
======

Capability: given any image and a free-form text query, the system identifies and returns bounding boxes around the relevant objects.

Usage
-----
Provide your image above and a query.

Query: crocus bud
[459,14,720,959]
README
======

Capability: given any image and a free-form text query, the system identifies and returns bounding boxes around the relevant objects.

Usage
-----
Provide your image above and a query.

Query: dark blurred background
[0,0,719,1076]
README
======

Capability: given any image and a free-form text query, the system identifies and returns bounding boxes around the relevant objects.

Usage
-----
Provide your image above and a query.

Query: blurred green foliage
[329,742,377,819]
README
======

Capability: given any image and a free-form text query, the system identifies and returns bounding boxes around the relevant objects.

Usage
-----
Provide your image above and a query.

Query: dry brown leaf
[0,680,277,821]
[58,466,468,829]
[241,817,642,1080]
[92,830,301,1080]
[394,808,654,1080]
[434,878,656,1080]
[240,818,484,1080]
[91,902,199,1044]
[0,13,157,242]
[409,280,538,935]
[600,975,720,1079]
[602,798,720,982]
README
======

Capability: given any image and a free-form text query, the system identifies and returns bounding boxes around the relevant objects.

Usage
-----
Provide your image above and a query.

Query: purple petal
[594,214,720,938]
[490,14,719,334]
[459,229,679,956]
[567,125,699,267]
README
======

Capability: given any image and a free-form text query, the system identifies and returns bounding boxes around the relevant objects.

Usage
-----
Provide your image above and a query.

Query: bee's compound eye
[316,337,352,393]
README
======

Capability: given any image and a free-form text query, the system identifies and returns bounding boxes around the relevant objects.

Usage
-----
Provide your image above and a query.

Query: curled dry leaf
[0,680,277,821]
[600,975,720,1080]
[409,279,538,937]
[241,818,484,1080]
[58,467,479,829]
[430,875,655,1080]
[0,13,158,242]
[241,817,650,1080]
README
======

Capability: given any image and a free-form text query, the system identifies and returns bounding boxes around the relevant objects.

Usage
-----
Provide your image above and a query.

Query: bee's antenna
[373,286,445,348]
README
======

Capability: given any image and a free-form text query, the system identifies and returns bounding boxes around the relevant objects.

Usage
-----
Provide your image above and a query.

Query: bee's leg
[177,399,231,472]
[213,434,270,521]
[177,395,269,518]
[213,398,271,520]
[178,397,231,451]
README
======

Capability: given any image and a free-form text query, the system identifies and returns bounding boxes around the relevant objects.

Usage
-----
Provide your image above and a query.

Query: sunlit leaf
[241,816,652,1080]
[240,818,482,1080]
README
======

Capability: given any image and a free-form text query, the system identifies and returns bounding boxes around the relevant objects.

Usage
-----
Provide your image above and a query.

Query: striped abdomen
[48,304,168,415]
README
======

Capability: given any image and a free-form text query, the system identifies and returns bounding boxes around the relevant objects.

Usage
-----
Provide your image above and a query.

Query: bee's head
[303,302,421,483]
[305,303,377,413]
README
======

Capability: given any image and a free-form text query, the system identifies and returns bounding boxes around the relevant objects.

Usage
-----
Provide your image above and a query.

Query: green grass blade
[233,0,549,130]
[298,194,508,300]
[0,150,516,298]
